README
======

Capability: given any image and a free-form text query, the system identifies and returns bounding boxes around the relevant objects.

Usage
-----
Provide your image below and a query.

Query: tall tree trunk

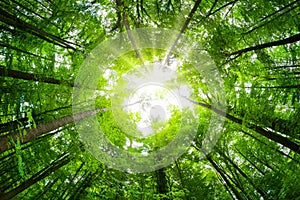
[2,0,61,31]
[115,0,142,60]
[185,98,300,154]
[248,150,277,171]
[0,153,70,200]
[59,162,85,199]
[269,64,300,69]
[0,66,76,88]
[0,108,104,154]
[245,85,300,89]
[229,32,300,56]
[217,149,267,198]
[241,130,300,164]
[222,166,249,199]
[206,156,245,200]
[164,0,202,63]
[0,8,79,50]
[68,168,103,199]
[0,127,66,165]
[67,170,89,199]
[0,105,72,134]
[174,161,188,200]
[234,148,265,175]
[34,177,59,200]
[205,0,218,17]
[156,168,168,199]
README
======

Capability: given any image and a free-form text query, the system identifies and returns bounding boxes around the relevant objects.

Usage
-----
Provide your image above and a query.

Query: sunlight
[124,84,180,137]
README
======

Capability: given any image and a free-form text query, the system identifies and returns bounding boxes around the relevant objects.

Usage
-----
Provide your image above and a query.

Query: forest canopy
[0,0,300,199]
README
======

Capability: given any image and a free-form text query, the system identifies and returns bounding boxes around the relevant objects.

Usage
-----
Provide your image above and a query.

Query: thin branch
[243,5,299,36]
[0,42,51,60]
[209,0,239,16]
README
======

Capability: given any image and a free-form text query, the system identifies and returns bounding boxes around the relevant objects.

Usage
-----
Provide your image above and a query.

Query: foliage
[0,0,299,199]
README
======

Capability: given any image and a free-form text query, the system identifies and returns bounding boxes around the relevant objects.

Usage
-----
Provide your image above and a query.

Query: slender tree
[0,153,70,200]
[229,32,300,56]
[185,98,300,154]
[156,168,169,199]
[206,155,245,200]
[0,66,76,87]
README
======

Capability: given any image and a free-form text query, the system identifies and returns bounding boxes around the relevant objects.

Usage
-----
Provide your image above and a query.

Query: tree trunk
[0,153,70,200]
[156,168,168,199]
[0,8,79,50]
[0,108,104,154]
[0,66,75,87]
[59,162,84,199]
[217,149,267,198]
[246,85,300,89]
[35,177,59,199]
[185,98,300,154]
[209,0,239,16]
[68,168,103,199]
[244,2,299,36]
[229,32,300,56]
[115,0,142,60]
[259,0,298,22]
[0,104,73,134]
[234,148,265,175]
[206,156,245,200]
[174,161,188,200]
[241,130,300,164]
[164,0,202,63]
[269,64,300,69]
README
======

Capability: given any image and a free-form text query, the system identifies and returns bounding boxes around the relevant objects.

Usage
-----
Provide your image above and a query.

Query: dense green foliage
[0,0,300,199]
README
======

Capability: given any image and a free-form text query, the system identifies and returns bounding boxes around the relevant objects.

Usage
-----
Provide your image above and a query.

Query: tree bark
[59,162,85,199]
[0,127,66,165]
[246,85,300,89]
[229,32,300,56]
[1,153,70,200]
[244,3,299,36]
[185,98,300,154]
[208,0,239,16]
[0,104,73,134]
[0,66,76,87]
[0,108,104,154]
[68,168,103,199]
[259,0,299,22]
[269,64,300,69]
[174,161,188,200]
[2,0,60,31]
[34,177,59,199]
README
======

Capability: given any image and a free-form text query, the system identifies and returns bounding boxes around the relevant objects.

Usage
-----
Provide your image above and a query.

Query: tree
[0,153,70,200]
[1,0,300,199]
